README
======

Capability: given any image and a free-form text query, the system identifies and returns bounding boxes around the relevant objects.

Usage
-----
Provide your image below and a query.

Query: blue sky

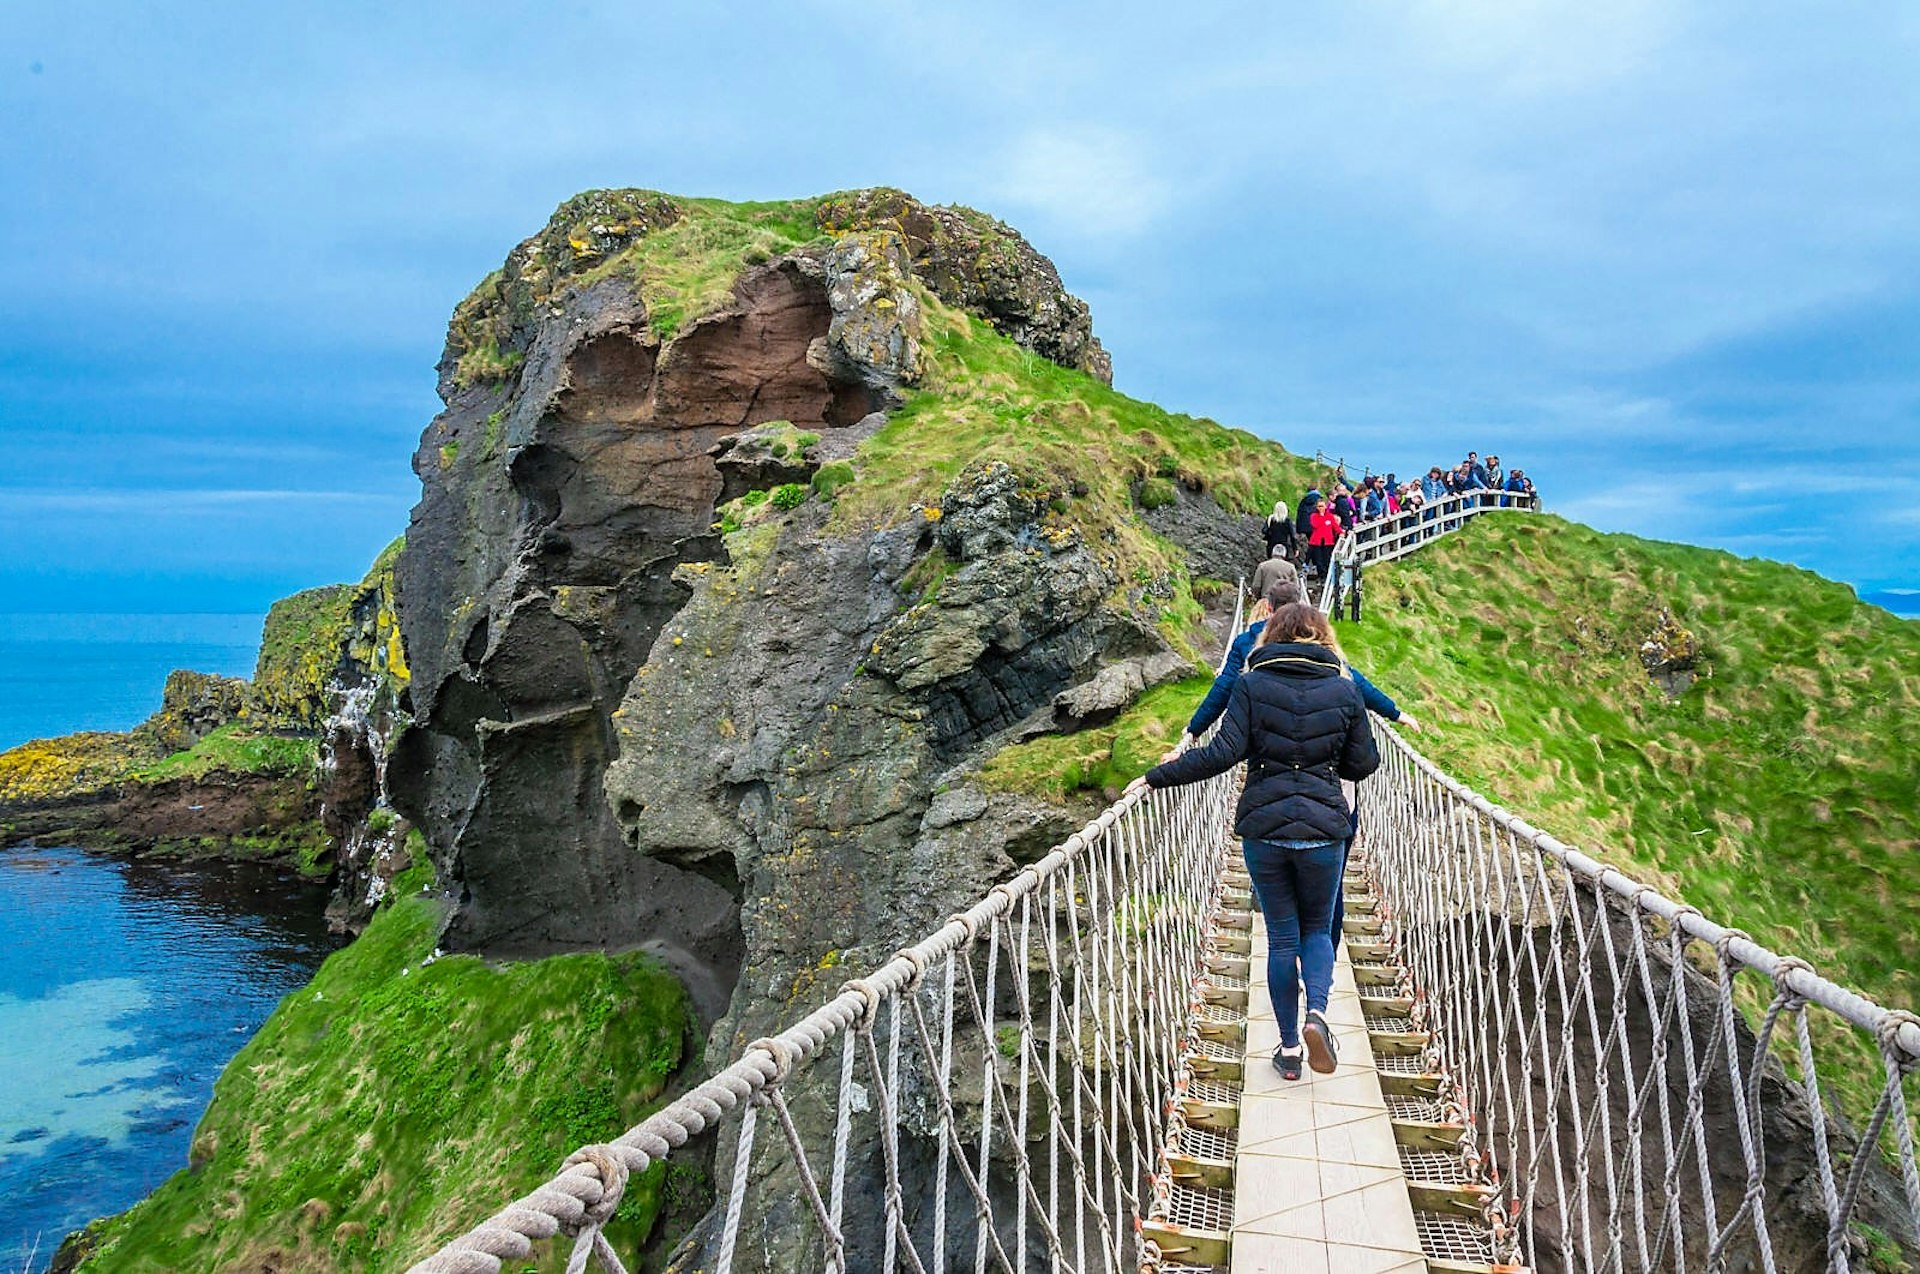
[3,1,1917,614]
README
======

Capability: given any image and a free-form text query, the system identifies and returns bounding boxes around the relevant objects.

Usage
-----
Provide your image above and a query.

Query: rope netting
[1362,724,1920,1273]
[406,597,1249,1274]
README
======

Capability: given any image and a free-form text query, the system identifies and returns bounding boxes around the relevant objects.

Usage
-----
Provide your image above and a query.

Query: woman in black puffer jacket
[1127,602,1380,1078]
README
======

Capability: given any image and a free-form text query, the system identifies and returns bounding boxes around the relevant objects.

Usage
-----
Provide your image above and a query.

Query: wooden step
[1392,1119,1467,1151]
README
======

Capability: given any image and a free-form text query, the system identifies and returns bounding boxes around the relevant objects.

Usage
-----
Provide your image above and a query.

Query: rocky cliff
[382,186,1311,1267]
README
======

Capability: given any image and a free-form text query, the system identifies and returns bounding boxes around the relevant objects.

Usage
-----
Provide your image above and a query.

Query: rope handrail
[1364,718,1920,1272]
[406,589,1250,1273]
[1379,722,1919,1059]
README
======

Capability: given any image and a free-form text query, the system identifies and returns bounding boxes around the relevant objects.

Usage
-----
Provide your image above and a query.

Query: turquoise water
[0,847,334,1266]
[0,613,331,1265]
[0,613,265,752]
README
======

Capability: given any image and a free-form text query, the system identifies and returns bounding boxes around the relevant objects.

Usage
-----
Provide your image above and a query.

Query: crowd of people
[1261,450,1540,582]
[1121,448,1536,1082]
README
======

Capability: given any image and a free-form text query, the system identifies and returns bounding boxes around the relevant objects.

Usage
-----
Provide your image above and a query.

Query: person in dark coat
[1331,484,1359,530]
[1128,602,1380,1078]
[1262,500,1297,561]
[1294,488,1322,539]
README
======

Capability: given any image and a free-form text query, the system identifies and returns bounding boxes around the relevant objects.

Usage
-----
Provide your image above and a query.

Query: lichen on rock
[817,187,1111,383]
[1640,606,1704,698]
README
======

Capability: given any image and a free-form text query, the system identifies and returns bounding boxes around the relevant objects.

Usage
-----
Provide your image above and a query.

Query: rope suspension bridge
[409,497,1919,1274]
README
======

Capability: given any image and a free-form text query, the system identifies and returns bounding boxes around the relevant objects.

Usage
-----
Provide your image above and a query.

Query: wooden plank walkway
[1231,909,1427,1273]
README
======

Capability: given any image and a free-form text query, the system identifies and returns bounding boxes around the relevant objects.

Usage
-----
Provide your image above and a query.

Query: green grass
[823,296,1318,658]
[583,198,829,340]
[77,863,697,1272]
[979,676,1213,802]
[1338,514,1920,1125]
[254,584,356,724]
[452,332,523,386]
[838,301,1314,541]
[129,722,316,783]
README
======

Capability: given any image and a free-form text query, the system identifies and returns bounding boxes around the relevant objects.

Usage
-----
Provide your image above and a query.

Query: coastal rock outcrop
[380,189,1214,1266]
[817,188,1112,383]
[386,190,1127,1026]
[0,546,411,889]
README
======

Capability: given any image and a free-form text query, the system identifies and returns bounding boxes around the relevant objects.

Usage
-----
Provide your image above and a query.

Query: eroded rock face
[603,457,1180,1271]
[1140,480,1267,585]
[136,671,253,754]
[388,189,1162,1266]
[391,227,927,1015]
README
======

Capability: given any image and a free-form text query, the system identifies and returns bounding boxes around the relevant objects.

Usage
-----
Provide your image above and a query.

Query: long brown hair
[1261,601,1340,655]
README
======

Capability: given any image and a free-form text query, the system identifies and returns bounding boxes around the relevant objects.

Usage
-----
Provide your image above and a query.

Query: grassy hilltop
[56,188,1918,1269]
[1341,515,1920,1014]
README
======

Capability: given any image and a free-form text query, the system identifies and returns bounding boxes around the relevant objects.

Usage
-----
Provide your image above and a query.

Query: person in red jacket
[1307,502,1343,584]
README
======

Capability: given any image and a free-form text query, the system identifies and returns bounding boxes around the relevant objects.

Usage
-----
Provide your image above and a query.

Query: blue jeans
[1243,837,1344,1047]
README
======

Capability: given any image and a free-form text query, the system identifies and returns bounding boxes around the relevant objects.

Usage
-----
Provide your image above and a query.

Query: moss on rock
[979,676,1212,803]
[74,863,698,1272]
[0,731,149,804]
[253,584,356,725]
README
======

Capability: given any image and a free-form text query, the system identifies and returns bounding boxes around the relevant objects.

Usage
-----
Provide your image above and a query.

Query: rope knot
[945,911,981,944]
[747,1035,796,1087]
[840,977,883,1033]
[562,1144,629,1230]
[891,946,928,991]
[1769,955,1816,1009]
[1877,1009,1920,1072]
[1712,926,1752,966]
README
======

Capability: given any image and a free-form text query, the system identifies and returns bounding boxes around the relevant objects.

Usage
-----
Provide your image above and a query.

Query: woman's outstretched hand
[1123,776,1153,800]
[1397,712,1422,732]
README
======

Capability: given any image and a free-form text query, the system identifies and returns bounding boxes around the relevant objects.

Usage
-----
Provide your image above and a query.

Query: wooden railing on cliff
[1316,487,1542,615]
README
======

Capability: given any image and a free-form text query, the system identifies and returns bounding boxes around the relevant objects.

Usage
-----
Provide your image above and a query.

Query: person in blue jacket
[1168,574,1421,948]
[1178,579,1423,743]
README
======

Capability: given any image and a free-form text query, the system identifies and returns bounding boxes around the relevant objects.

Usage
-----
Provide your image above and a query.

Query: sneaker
[1303,1010,1338,1074]
[1273,1048,1303,1081]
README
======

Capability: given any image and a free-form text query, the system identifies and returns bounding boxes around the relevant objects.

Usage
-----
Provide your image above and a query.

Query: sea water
[0,848,335,1265]
[0,613,333,1264]
[0,612,264,753]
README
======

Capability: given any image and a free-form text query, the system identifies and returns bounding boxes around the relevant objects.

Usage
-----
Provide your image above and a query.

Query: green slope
[72,863,701,1272]
[1339,513,1919,1014]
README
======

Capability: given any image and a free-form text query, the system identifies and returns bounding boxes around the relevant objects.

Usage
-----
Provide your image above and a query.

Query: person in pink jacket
[1307,503,1343,583]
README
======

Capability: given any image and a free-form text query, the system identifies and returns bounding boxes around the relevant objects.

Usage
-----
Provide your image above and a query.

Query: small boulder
[1640,608,1702,698]
[1051,651,1193,730]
